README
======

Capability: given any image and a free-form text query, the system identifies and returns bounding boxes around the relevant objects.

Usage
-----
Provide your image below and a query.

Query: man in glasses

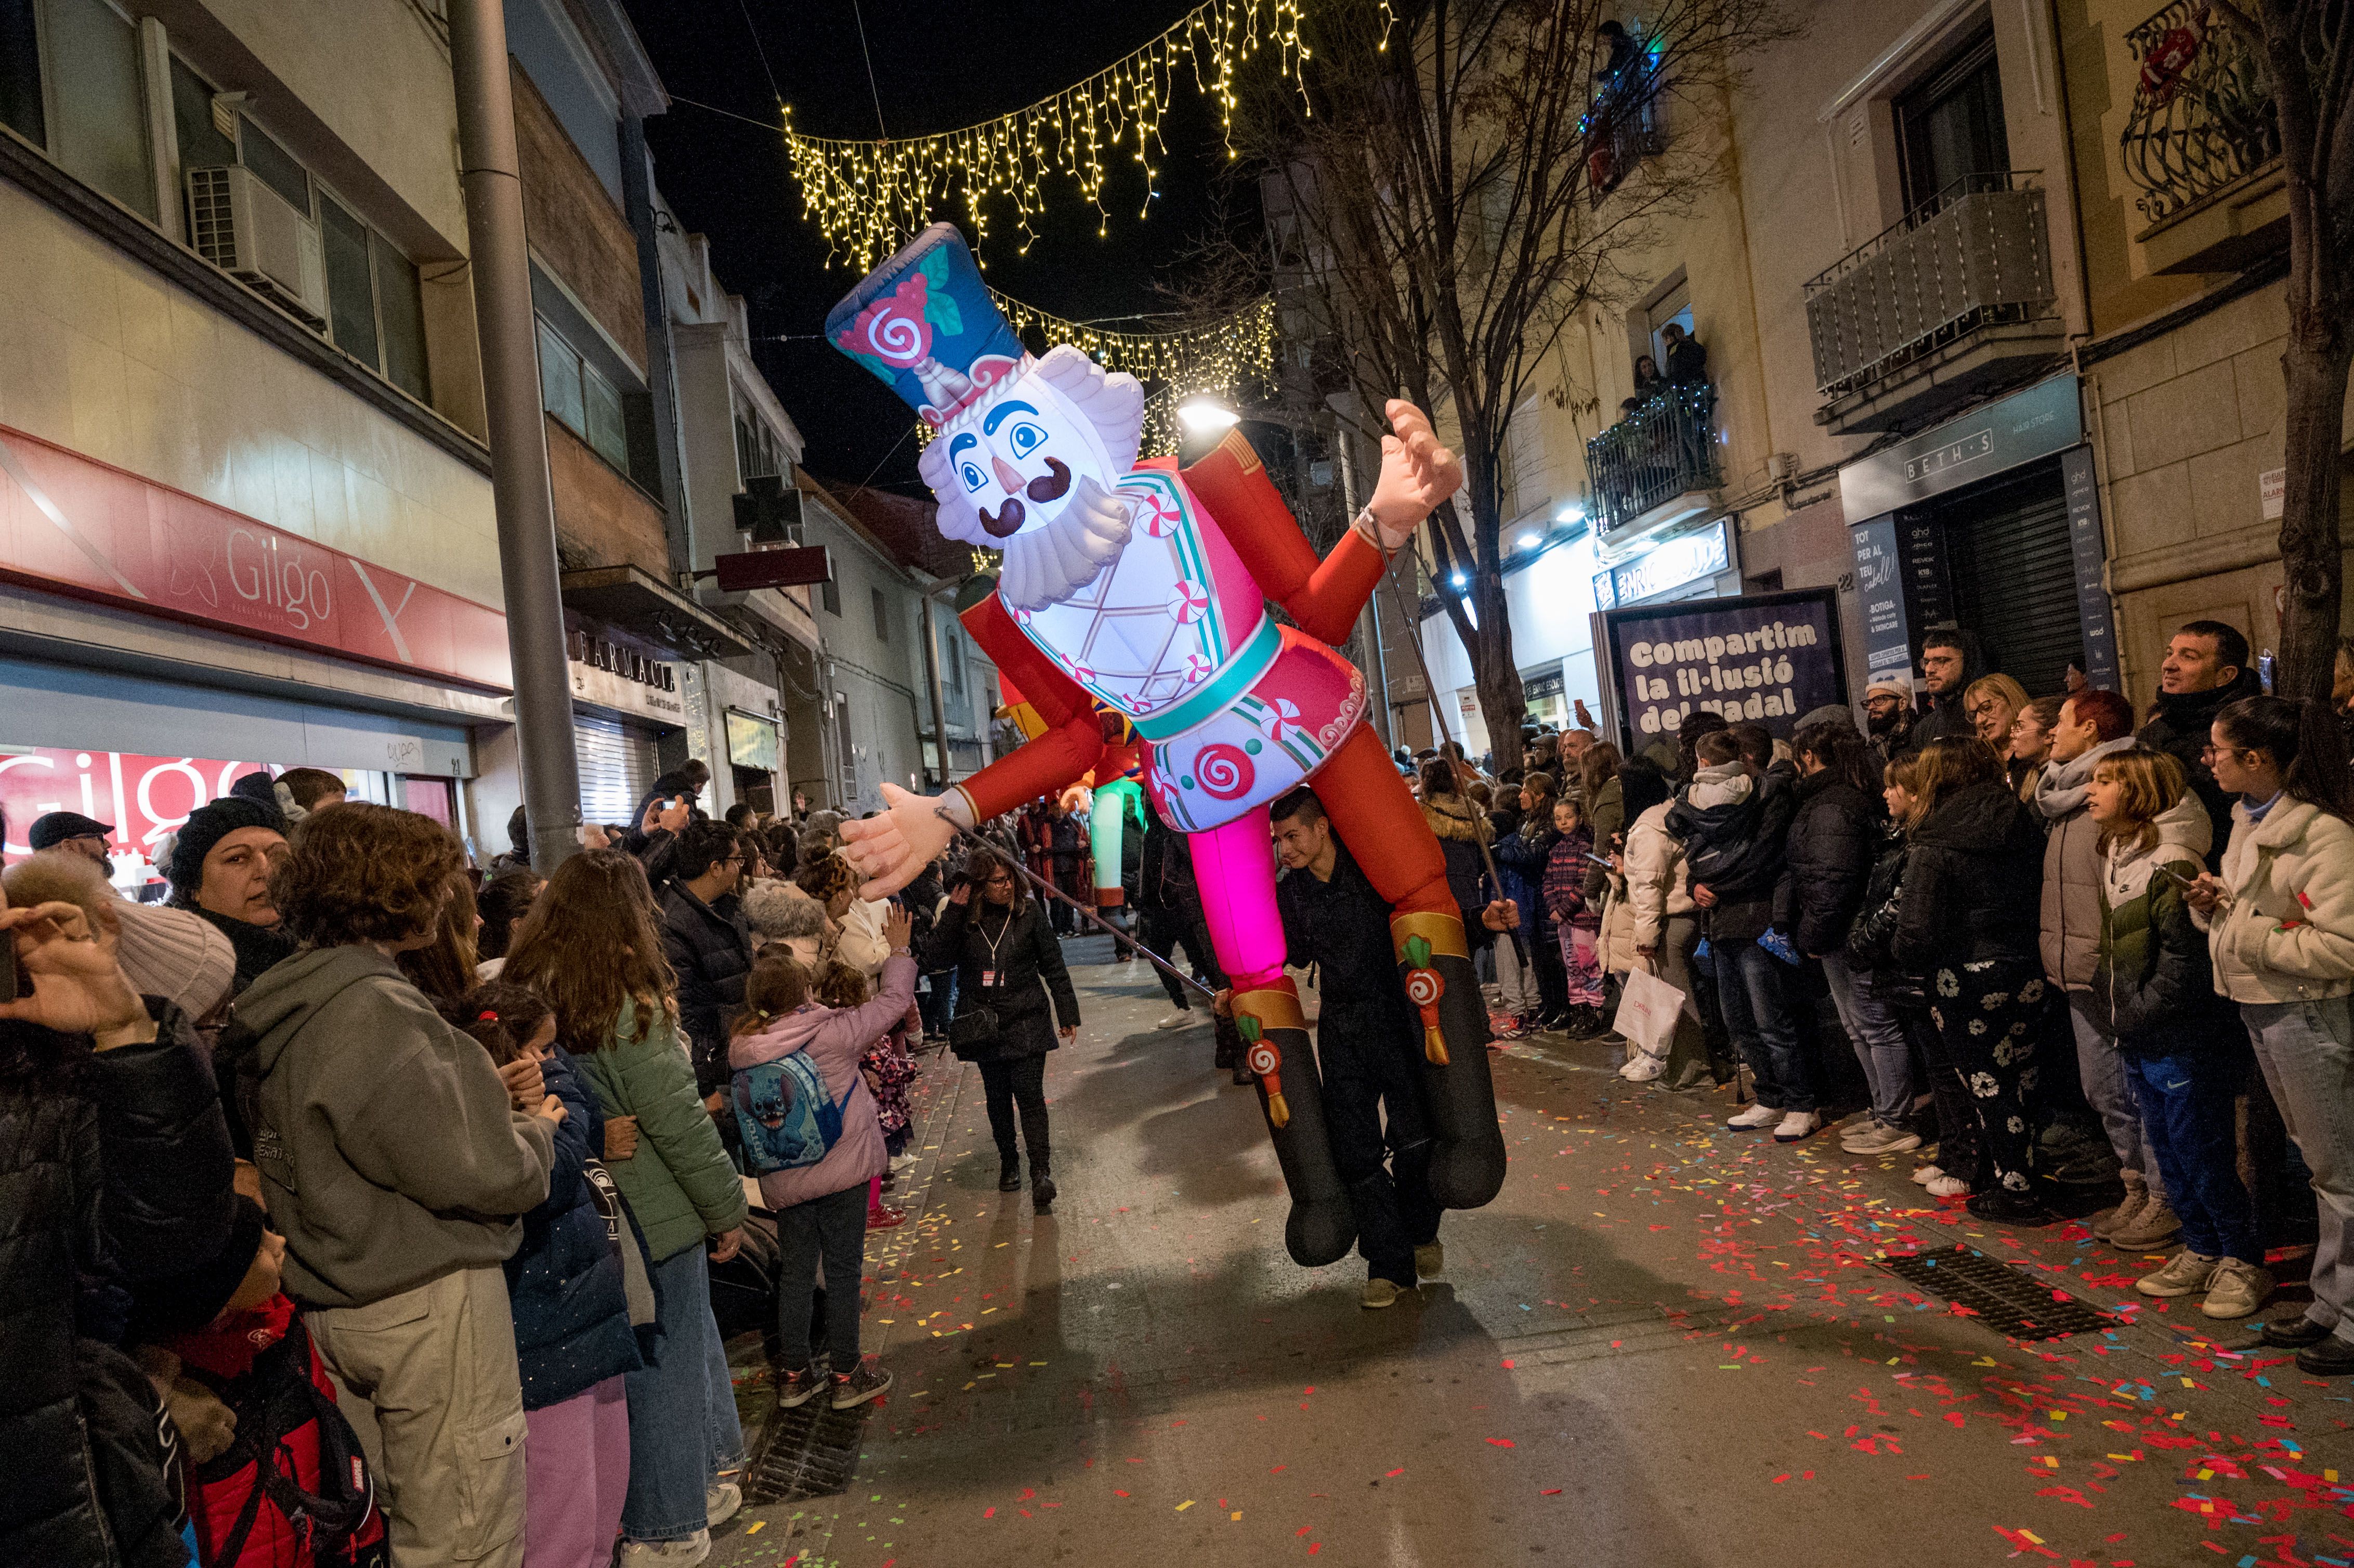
[660,819,756,1103]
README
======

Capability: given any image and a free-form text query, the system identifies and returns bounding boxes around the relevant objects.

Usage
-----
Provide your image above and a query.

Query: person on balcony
[1663,323,1709,387]
[1632,355,1664,401]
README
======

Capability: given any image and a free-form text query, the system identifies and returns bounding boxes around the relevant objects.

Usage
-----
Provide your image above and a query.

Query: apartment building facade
[1420,0,2289,748]
[0,0,508,880]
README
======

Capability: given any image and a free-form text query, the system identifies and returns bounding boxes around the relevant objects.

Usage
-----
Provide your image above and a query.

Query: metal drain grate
[741,1398,871,1505]
[1883,1245,2117,1342]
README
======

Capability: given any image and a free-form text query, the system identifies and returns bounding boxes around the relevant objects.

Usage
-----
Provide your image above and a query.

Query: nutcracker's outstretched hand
[839,782,960,899]
[1365,399,1464,551]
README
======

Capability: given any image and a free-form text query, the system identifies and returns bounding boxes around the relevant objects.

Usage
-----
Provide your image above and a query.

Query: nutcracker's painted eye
[1008,420,1048,458]
[950,433,985,493]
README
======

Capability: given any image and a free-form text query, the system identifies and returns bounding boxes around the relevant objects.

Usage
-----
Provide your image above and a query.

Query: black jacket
[2138,667,2264,865]
[659,885,753,1095]
[1279,846,1421,1066]
[625,773,706,855]
[1136,809,1202,916]
[1843,820,1913,980]
[1890,781,2044,972]
[924,898,1080,1062]
[1667,765,1797,943]
[1908,690,1978,754]
[1774,770,1881,957]
[1,1004,236,1568]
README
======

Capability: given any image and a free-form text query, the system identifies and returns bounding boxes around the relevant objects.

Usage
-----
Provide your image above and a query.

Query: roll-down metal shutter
[1939,463,2085,700]
[573,710,659,828]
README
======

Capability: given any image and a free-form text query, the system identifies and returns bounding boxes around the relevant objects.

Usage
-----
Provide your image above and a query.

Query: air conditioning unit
[186,165,326,326]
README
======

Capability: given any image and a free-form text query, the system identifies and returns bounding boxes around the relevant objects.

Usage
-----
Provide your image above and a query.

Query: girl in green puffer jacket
[504,850,749,1563]
[2086,749,2269,1322]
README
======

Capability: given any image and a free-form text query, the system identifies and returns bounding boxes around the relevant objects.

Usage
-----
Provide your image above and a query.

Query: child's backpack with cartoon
[732,1051,847,1173]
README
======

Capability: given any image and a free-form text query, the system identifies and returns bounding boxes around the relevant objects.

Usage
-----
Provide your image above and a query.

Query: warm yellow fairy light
[912,294,1278,460]
[782,0,1310,270]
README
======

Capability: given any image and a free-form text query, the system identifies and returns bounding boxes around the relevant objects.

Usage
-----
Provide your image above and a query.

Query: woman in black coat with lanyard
[925,844,1081,1212]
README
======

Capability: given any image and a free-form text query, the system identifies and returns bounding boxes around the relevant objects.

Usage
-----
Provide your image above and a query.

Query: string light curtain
[912,293,1278,458]
[783,0,1310,270]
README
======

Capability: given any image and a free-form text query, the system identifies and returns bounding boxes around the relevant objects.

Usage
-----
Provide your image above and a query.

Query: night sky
[624,0,1257,494]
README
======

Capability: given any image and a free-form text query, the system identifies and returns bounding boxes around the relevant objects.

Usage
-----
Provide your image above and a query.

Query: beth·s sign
[1603,588,1846,743]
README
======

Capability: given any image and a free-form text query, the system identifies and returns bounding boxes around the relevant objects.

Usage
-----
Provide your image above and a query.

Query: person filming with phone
[0,808,240,1567]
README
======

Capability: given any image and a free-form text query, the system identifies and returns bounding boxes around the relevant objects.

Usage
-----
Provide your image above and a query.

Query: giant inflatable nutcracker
[830,225,1505,1261]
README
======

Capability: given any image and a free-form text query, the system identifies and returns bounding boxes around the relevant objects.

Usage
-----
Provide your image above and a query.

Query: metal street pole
[918,585,954,790]
[449,0,582,873]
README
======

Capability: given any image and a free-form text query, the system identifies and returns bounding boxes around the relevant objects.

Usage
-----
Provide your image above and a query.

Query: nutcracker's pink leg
[1185,807,1285,989]
[1184,808,1352,1266]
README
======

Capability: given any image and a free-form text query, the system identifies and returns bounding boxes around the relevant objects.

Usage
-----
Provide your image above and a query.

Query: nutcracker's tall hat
[826,223,1028,431]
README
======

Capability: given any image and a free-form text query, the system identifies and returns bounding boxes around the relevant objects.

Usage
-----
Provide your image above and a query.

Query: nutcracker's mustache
[976,459,1074,538]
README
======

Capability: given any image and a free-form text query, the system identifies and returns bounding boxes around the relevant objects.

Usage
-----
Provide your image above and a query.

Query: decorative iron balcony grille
[2120,1,2278,225]
[1802,172,2056,401]
[1585,382,1720,537]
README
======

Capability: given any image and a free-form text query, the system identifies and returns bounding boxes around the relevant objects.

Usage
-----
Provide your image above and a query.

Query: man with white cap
[1864,671,1917,765]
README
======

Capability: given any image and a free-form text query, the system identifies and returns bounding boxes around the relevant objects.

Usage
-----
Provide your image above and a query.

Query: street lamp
[1516,531,1542,550]
[1177,396,1241,434]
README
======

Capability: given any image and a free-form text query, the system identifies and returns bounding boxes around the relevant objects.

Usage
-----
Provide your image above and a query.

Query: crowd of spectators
[0,763,1014,1567]
[1400,618,2354,1361]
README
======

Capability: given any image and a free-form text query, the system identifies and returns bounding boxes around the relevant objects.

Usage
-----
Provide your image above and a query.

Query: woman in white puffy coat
[1607,759,1710,1087]
[2188,696,2354,1376]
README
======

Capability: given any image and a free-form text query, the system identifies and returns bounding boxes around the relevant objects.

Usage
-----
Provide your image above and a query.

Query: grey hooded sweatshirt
[241,945,555,1309]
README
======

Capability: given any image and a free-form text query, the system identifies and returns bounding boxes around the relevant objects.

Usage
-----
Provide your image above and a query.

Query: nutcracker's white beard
[996,474,1133,612]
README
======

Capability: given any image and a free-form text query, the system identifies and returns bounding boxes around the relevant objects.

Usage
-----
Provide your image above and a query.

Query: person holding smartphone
[2186,696,2354,1373]
[2084,748,2269,1319]
[1,854,239,1567]
[924,844,1079,1211]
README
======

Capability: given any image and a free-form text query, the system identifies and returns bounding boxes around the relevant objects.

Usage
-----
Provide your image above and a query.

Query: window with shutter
[1939,463,2085,699]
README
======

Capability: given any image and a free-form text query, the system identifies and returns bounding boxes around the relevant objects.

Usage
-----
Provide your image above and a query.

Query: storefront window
[0,750,364,892]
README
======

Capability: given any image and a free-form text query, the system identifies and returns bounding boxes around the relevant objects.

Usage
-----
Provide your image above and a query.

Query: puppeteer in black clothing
[1268,788,1444,1304]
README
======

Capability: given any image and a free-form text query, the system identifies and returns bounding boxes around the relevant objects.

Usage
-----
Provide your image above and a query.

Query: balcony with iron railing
[1585,381,1721,547]
[2119,1,2285,273]
[1802,171,2062,435]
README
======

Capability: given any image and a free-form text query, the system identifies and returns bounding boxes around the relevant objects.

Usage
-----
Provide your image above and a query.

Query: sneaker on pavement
[705,1481,742,1530]
[1842,1122,1921,1156]
[1156,1011,1193,1030]
[1415,1241,1444,1279]
[1925,1174,1971,1199]
[775,1364,824,1409]
[867,1204,907,1230]
[1911,1163,1943,1186]
[830,1361,894,1410]
[1362,1277,1410,1309]
[2137,1250,2219,1298]
[618,1532,711,1566]
[2091,1187,2148,1240]
[1773,1110,1821,1143]
[1728,1102,1781,1131]
[2110,1198,2182,1252]
[2200,1258,2273,1319]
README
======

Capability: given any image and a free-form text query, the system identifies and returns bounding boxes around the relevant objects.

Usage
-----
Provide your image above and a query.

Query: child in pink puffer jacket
[727,905,916,1413]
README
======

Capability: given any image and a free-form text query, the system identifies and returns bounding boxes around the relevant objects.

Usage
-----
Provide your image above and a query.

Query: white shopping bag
[1612,965,1686,1081]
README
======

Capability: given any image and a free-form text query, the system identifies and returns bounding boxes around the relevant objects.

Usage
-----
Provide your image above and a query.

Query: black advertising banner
[1602,587,1848,747]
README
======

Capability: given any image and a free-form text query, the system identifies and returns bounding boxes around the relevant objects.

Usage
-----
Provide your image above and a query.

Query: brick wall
[510,61,646,370]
